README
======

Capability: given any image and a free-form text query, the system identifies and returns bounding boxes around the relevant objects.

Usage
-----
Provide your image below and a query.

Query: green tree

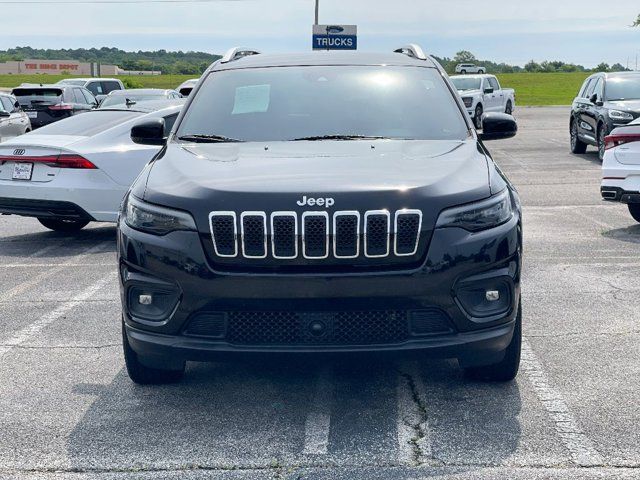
[453,50,477,64]
[595,62,610,72]
[633,14,640,27]
[524,60,540,72]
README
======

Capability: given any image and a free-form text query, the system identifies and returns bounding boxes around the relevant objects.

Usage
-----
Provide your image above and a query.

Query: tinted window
[81,89,97,105]
[34,110,143,136]
[177,66,468,142]
[163,113,179,135]
[592,78,604,100]
[102,81,122,93]
[605,75,640,101]
[451,77,481,91]
[0,96,14,112]
[72,88,87,104]
[58,79,85,86]
[584,78,598,98]
[578,79,591,98]
[12,88,63,106]
[488,77,500,90]
[86,82,103,96]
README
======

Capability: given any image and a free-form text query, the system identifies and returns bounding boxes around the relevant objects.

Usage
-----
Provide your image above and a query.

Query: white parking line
[396,361,431,465]
[1,241,111,301]
[28,243,62,258]
[302,366,334,455]
[0,273,117,360]
[520,338,604,466]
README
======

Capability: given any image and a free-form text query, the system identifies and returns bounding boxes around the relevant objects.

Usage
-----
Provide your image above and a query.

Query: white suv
[455,63,486,74]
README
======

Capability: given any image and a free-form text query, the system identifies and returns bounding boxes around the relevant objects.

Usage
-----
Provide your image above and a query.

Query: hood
[141,139,491,233]
[457,89,482,97]
[605,100,640,112]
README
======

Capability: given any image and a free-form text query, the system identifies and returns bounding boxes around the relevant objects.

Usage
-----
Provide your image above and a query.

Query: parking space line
[28,243,62,258]
[520,338,604,466]
[303,365,334,455]
[0,272,117,360]
[396,361,431,466]
[1,241,112,301]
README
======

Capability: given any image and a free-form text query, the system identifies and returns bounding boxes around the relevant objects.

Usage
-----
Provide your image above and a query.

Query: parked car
[571,72,640,161]
[450,74,516,129]
[0,92,31,142]
[118,46,521,385]
[0,100,184,232]
[57,78,125,103]
[601,119,640,222]
[99,89,182,108]
[455,63,486,74]
[177,79,199,97]
[11,84,97,129]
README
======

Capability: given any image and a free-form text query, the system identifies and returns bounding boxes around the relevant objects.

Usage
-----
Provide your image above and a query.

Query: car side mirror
[484,87,494,94]
[589,93,603,106]
[0,110,10,118]
[131,118,166,146]
[479,113,517,141]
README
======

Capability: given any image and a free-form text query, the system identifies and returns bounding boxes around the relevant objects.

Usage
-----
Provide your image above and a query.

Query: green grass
[0,72,591,106]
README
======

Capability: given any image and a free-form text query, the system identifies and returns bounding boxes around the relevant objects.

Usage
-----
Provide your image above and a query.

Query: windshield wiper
[292,135,389,141]
[178,134,243,143]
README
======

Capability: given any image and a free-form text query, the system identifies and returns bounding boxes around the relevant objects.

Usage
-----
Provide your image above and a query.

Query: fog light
[139,294,153,305]
[455,276,512,320]
[485,290,500,302]
[127,284,179,322]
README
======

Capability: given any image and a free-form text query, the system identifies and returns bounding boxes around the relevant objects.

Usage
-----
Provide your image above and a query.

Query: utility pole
[315,0,319,25]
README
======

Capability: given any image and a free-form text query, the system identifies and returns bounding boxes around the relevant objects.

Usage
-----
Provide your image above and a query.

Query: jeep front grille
[208,209,422,261]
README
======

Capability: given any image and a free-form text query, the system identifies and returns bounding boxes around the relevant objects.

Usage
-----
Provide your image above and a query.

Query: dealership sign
[312,25,357,50]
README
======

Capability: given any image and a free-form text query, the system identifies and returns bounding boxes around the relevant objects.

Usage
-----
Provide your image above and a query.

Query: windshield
[58,80,85,86]
[100,94,165,108]
[451,77,481,91]
[176,66,468,142]
[34,110,143,136]
[606,76,640,101]
[12,88,64,106]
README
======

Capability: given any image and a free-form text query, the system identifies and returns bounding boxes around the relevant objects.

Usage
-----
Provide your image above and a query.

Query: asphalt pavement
[0,107,639,479]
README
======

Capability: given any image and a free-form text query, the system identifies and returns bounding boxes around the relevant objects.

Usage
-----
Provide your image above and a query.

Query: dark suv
[12,84,97,129]
[571,72,640,161]
[119,46,522,385]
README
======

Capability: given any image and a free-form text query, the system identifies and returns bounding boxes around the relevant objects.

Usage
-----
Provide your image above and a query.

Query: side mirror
[479,113,517,141]
[131,118,166,146]
[484,87,494,94]
[589,93,603,106]
[0,110,10,118]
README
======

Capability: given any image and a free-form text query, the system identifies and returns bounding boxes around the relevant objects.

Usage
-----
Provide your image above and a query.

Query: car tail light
[604,133,640,151]
[48,103,74,111]
[0,153,97,169]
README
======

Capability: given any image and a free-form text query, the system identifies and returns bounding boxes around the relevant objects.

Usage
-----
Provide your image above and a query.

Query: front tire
[460,70,467,75]
[505,100,513,115]
[629,204,640,223]
[38,218,89,232]
[464,302,522,382]
[122,322,185,385]
[597,124,607,162]
[570,119,587,154]
[474,104,483,129]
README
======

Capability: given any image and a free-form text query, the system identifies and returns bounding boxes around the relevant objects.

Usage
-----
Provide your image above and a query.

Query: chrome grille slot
[271,212,297,259]
[302,212,329,259]
[364,210,390,258]
[395,210,422,256]
[241,212,267,258]
[333,211,360,258]
[209,212,237,257]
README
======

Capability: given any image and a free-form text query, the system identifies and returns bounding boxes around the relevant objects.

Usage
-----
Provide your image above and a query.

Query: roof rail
[220,47,261,64]
[393,44,427,61]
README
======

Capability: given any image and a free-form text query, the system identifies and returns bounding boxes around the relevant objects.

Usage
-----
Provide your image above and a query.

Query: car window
[163,113,179,135]
[592,78,604,101]
[100,94,165,108]
[488,77,500,90]
[73,88,87,104]
[102,81,122,94]
[81,89,97,105]
[578,79,591,98]
[604,75,640,101]
[0,96,11,112]
[177,65,469,142]
[451,77,481,91]
[584,78,598,99]
[13,88,64,106]
[34,110,143,136]
[86,82,103,96]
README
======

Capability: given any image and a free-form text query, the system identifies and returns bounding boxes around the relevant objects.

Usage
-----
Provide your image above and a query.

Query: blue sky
[1,0,639,67]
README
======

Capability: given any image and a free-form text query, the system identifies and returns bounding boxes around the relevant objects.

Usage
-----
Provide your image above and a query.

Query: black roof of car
[212,51,438,72]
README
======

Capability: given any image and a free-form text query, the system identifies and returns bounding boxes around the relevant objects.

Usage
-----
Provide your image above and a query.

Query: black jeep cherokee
[118,46,522,384]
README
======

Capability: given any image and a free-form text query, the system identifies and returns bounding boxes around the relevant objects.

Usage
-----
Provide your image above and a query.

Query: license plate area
[12,162,33,180]
[26,111,37,119]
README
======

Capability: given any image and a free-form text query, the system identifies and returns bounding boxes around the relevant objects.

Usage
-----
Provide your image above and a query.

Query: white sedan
[601,118,640,222]
[0,101,183,232]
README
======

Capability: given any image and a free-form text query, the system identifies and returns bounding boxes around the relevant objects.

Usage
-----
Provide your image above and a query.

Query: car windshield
[58,80,86,86]
[176,66,468,142]
[451,77,482,91]
[33,110,143,136]
[606,76,640,101]
[12,88,64,106]
[100,94,165,108]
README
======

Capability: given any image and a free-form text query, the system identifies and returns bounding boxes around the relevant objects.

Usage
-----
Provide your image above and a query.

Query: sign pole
[314,0,319,25]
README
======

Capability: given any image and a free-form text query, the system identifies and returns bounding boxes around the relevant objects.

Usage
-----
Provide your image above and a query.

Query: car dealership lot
[0,107,638,479]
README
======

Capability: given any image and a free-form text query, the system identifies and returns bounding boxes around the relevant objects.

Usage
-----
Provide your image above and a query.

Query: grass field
[0,72,590,106]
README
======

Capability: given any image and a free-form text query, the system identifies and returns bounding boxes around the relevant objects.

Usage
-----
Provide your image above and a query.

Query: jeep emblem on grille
[13,149,25,156]
[297,196,335,208]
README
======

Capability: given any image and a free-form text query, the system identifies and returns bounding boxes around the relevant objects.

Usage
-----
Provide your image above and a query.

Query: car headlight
[609,110,634,121]
[436,189,514,232]
[124,195,196,235]
[462,97,473,108]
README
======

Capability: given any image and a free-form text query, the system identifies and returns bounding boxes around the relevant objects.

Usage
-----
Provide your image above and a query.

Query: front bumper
[118,213,522,367]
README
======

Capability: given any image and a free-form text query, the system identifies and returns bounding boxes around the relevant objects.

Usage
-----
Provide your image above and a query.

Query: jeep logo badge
[13,149,25,156]
[297,196,335,208]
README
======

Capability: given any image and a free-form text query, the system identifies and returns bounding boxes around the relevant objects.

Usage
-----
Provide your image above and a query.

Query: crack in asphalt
[399,372,433,467]
[525,330,640,339]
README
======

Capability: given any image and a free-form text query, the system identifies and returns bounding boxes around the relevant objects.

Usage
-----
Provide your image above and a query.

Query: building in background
[0,59,161,76]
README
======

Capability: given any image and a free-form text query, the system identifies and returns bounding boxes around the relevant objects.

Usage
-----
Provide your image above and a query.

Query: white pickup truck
[450,74,516,129]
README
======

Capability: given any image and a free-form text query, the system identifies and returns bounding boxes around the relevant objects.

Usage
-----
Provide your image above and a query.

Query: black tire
[38,218,89,232]
[474,104,483,129]
[464,302,522,382]
[461,70,467,75]
[570,119,587,154]
[122,322,185,385]
[597,124,607,162]
[505,100,513,115]
[629,204,640,223]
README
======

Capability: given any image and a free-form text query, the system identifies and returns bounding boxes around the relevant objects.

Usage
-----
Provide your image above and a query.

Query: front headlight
[609,110,634,121]
[436,189,514,232]
[462,97,474,108]
[124,195,196,235]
